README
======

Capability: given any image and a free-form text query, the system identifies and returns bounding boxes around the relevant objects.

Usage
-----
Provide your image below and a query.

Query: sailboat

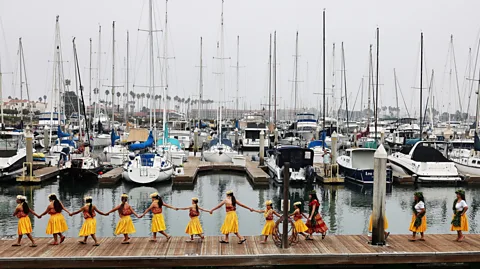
[203,1,237,163]
[123,0,173,184]
[0,41,29,181]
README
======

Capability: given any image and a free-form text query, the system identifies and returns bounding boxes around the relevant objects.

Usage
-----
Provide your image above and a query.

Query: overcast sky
[1,0,480,118]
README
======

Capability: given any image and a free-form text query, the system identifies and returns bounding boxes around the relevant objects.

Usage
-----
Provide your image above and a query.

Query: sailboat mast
[19,38,23,121]
[0,54,3,126]
[322,9,326,135]
[235,35,240,119]
[162,0,169,143]
[55,16,63,128]
[375,28,379,142]
[111,21,116,125]
[331,43,335,120]
[293,31,299,117]
[273,31,277,124]
[429,70,434,130]
[268,33,272,122]
[360,77,364,119]
[148,0,154,128]
[89,38,92,122]
[367,45,372,126]
[342,42,349,137]
[73,38,82,143]
[125,31,129,128]
[95,25,101,126]
[419,32,423,138]
[394,69,399,120]
[198,37,203,125]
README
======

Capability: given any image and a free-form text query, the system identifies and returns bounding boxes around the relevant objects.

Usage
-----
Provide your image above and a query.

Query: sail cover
[110,128,120,146]
[57,125,70,138]
[129,130,154,151]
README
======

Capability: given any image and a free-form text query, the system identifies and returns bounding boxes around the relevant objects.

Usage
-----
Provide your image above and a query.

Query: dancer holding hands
[289,201,309,239]
[251,200,282,243]
[177,197,209,242]
[12,195,40,247]
[70,196,109,246]
[140,192,177,242]
[210,190,252,244]
[107,193,141,244]
[39,193,70,245]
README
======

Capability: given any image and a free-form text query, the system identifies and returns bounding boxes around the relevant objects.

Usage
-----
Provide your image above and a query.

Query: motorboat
[388,141,461,182]
[103,129,129,164]
[295,112,317,142]
[449,139,480,176]
[241,119,268,150]
[202,139,237,163]
[0,131,28,181]
[164,120,191,149]
[266,146,315,183]
[157,137,188,163]
[337,148,392,184]
[279,130,300,146]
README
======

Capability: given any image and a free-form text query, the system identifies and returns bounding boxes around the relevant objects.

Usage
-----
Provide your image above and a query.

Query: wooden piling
[259,130,265,166]
[282,162,290,249]
[372,144,387,245]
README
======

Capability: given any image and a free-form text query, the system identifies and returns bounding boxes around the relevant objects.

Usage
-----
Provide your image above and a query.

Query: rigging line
[462,49,472,114]
[467,38,480,116]
[350,79,363,120]
[395,74,411,118]
[0,16,14,78]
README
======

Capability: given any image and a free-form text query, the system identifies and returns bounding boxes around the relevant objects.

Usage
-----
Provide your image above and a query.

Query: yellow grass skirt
[79,218,97,237]
[261,220,275,235]
[151,213,166,233]
[46,213,68,234]
[220,211,239,234]
[185,216,203,235]
[451,214,469,231]
[294,219,308,233]
[368,215,389,232]
[115,215,136,235]
[409,214,427,233]
[17,216,32,235]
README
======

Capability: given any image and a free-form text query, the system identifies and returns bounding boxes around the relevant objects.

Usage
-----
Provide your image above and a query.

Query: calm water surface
[0,172,479,238]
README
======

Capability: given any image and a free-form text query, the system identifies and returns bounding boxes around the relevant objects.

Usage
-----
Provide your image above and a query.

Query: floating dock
[314,163,344,184]
[173,157,269,186]
[0,234,479,268]
[98,167,123,185]
[16,166,63,184]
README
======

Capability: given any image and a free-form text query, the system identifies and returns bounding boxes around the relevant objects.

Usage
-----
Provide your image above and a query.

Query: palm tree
[146,93,151,109]
[141,93,146,109]
[136,93,141,112]
[38,97,43,103]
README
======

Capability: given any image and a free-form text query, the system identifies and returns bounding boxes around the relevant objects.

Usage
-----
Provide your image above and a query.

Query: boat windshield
[450,142,474,150]
[0,134,24,150]
[245,130,260,140]
[296,114,315,121]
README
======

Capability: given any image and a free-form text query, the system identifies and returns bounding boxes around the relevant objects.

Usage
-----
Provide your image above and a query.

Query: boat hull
[203,151,235,163]
[123,165,174,184]
[337,163,392,184]
[388,156,461,182]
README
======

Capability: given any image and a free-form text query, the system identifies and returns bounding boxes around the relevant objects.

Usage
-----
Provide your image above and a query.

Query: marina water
[0,172,479,238]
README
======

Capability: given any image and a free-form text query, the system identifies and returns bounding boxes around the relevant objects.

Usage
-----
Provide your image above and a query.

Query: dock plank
[1,235,480,268]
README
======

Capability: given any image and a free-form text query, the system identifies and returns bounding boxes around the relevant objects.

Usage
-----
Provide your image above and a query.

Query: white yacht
[295,113,317,142]
[203,139,237,163]
[0,132,28,181]
[266,146,315,183]
[241,114,268,150]
[388,141,461,182]
[448,139,480,176]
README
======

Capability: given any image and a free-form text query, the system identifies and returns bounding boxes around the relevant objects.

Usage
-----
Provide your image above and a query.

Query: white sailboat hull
[123,165,173,184]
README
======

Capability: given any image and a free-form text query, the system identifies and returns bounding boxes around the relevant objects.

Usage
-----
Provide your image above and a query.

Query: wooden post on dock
[331,131,337,176]
[234,128,239,150]
[194,128,198,156]
[380,130,385,145]
[353,129,357,147]
[44,130,50,149]
[371,144,387,245]
[259,130,265,166]
[282,162,290,249]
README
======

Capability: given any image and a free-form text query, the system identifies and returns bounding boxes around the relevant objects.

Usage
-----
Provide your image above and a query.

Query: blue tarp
[157,137,181,148]
[57,126,71,138]
[308,140,328,149]
[209,138,233,148]
[110,129,120,147]
[129,131,154,151]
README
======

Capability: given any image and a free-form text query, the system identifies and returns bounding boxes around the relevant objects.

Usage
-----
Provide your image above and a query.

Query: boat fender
[161,161,165,167]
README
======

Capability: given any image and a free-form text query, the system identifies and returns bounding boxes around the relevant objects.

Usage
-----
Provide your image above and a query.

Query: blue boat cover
[157,137,181,148]
[57,126,70,138]
[129,130,154,151]
[209,138,233,148]
[110,128,120,146]
[308,140,327,149]
[140,153,156,167]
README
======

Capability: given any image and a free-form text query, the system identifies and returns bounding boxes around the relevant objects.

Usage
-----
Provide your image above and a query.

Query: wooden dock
[1,234,480,268]
[98,167,123,185]
[173,157,269,186]
[16,166,63,184]
[314,163,345,184]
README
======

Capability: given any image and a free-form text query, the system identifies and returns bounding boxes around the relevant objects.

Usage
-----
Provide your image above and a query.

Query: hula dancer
[252,200,282,244]
[108,193,140,244]
[409,192,426,241]
[306,190,328,240]
[210,190,252,244]
[289,201,309,239]
[451,190,468,242]
[12,195,40,247]
[140,192,176,242]
[178,197,209,242]
[70,196,109,246]
[368,214,390,240]
[39,193,70,245]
